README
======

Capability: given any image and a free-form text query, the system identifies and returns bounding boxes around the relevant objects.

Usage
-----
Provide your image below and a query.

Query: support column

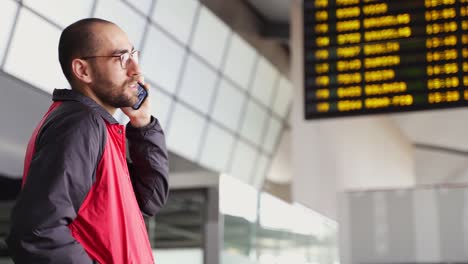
[203,187,222,264]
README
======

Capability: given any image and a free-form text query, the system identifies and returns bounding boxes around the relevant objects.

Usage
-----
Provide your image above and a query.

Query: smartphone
[132,82,148,110]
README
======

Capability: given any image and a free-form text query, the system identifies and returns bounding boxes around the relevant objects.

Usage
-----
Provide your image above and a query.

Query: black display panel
[304,0,468,119]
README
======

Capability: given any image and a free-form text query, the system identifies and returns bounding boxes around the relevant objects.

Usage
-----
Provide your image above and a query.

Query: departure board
[304,0,468,119]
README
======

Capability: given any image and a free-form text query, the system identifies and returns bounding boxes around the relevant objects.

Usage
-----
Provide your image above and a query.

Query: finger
[141,82,150,92]
[137,77,150,92]
[138,75,145,84]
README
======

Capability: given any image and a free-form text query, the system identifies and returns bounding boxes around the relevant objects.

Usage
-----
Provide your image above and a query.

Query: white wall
[153,248,203,264]
[289,1,415,219]
[267,129,292,184]
[339,187,468,263]
[392,108,468,185]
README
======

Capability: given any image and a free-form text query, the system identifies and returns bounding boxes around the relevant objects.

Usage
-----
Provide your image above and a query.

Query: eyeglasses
[81,50,139,69]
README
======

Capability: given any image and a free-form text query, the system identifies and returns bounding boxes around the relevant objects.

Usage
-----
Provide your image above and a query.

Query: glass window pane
[263,117,282,154]
[190,6,230,68]
[199,123,235,172]
[272,77,292,118]
[153,248,203,264]
[251,57,278,107]
[251,154,269,189]
[211,79,246,132]
[166,103,205,160]
[141,25,186,94]
[0,0,17,65]
[23,0,94,28]
[152,0,198,45]
[125,0,153,16]
[222,34,257,90]
[94,0,147,49]
[223,252,260,264]
[229,140,257,183]
[4,9,68,94]
[178,54,218,114]
[149,86,173,130]
[240,100,268,146]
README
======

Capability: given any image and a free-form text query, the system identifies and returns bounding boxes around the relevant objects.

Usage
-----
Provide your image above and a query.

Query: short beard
[90,65,136,108]
[95,86,134,108]
[96,90,133,108]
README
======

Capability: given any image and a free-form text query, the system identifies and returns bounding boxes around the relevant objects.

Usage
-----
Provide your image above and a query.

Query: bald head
[58,18,115,84]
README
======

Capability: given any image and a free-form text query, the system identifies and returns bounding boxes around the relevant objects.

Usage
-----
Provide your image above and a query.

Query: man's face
[88,24,141,109]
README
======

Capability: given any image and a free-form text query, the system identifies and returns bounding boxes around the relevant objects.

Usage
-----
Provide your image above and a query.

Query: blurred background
[1,0,468,263]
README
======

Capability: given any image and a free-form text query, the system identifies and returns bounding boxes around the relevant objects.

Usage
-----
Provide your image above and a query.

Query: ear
[71,58,93,84]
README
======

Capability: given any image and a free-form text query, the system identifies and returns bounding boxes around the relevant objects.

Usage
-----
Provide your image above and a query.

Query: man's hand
[121,81,151,128]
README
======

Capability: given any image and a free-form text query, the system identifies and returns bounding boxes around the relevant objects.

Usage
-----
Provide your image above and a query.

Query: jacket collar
[52,89,119,124]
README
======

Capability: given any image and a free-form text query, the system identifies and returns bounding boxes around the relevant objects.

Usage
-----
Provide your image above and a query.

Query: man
[6,18,169,263]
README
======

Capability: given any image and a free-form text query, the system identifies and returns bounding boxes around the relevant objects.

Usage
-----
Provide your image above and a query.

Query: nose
[126,57,141,77]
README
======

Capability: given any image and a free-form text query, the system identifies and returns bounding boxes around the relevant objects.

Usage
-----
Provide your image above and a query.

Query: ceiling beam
[243,0,290,42]
[414,142,468,157]
[261,21,289,41]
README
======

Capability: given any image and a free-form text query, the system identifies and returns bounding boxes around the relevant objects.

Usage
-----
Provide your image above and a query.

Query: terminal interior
[1,0,468,263]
